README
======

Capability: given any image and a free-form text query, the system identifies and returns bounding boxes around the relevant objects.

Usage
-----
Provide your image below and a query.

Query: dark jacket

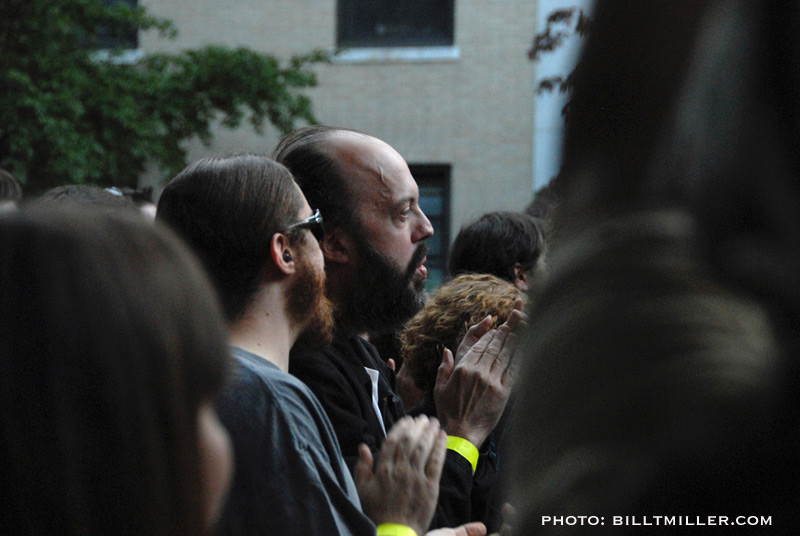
[290,330,492,530]
[408,392,505,533]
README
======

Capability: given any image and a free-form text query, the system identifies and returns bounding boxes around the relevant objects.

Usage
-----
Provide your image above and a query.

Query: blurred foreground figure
[510,1,800,534]
[0,207,233,535]
[0,168,22,211]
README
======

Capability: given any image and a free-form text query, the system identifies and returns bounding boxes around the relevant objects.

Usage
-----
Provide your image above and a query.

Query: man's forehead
[327,132,413,203]
[327,132,392,171]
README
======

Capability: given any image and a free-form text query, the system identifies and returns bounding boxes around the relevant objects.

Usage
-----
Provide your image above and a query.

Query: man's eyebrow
[392,196,416,210]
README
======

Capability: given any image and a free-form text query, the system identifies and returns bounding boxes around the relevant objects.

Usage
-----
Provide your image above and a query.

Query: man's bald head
[273,126,371,234]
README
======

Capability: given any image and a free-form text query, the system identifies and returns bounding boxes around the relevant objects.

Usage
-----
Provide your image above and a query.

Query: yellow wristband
[446,435,479,473]
[376,523,418,536]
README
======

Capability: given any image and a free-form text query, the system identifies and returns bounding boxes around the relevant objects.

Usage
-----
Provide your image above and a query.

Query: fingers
[353,443,374,486]
[384,416,417,465]
[484,329,509,367]
[379,417,407,466]
[407,416,437,470]
[425,522,488,536]
[424,428,447,481]
[381,416,446,481]
[460,328,498,367]
[468,315,494,340]
[501,335,520,387]
[498,503,517,536]
[454,522,488,536]
[487,331,517,377]
[455,315,494,364]
[497,303,525,334]
[435,347,455,388]
[387,358,396,372]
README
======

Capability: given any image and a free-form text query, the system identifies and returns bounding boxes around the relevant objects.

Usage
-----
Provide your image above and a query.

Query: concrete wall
[141,0,536,239]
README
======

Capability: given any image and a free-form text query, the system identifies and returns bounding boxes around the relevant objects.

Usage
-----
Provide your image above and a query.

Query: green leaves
[0,0,328,192]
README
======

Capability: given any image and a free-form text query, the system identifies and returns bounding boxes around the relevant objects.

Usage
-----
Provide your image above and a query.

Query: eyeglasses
[285,209,324,242]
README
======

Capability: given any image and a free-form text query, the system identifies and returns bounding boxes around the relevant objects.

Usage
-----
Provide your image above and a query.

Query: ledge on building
[90,48,145,65]
[332,46,461,64]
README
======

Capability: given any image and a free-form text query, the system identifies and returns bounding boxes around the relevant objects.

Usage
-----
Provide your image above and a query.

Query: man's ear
[513,262,529,292]
[319,226,354,265]
[270,233,296,275]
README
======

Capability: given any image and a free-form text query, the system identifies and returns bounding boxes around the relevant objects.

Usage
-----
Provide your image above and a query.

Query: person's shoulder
[218,348,312,415]
[235,350,322,406]
[227,349,283,392]
[289,337,355,380]
[221,349,336,441]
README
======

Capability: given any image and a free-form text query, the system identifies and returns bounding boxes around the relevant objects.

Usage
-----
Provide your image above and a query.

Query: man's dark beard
[287,253,335,352]
[339,236,428,334]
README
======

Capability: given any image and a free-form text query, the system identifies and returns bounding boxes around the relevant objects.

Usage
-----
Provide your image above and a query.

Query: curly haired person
[401,273,524,532]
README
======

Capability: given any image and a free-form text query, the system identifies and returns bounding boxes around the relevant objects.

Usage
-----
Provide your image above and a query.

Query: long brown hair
[0,206,230,535]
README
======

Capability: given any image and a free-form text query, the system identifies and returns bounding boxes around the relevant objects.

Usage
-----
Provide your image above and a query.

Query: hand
[426,522,487,536]
[434,303,524,447]
[396,363,425,410]
[490,503,516,536]
[354,416,447,536]
[453,301,525,366]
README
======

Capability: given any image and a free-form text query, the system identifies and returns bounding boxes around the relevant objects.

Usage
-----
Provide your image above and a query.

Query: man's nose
[413,209,434,243]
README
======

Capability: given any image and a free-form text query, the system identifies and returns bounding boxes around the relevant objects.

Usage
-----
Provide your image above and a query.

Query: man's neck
[228,287,296,373]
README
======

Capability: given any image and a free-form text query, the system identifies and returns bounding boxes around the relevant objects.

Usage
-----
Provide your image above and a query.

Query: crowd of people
[3,0,799,534]
[1,131,532,536]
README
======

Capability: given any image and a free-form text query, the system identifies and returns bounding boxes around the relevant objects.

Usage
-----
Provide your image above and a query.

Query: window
[411,165,451,291]
[96,0,138,50]
[338,0,454,48]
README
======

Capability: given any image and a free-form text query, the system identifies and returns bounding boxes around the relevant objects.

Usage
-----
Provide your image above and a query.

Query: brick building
[141,0,538,286]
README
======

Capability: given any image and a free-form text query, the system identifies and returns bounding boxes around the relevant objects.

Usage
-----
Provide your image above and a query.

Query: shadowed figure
[0,207,233,535]
[509,1,800,534]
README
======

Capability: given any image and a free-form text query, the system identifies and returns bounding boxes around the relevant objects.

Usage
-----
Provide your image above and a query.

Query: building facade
[141,0,538,287]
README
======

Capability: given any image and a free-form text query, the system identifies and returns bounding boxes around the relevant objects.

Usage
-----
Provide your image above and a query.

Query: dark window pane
[96,0,138,49]
[412,165,450,291]
[338,0,454,47]
[419,194,443,217]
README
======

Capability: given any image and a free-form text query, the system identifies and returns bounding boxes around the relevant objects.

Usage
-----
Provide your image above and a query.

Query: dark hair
[157,154,305,322]
[273,125,367,234]
[35,184,139,213]
[0,206,229,535]
[448,211,546,282]
[0,169,22,203]
[107,185,155,207]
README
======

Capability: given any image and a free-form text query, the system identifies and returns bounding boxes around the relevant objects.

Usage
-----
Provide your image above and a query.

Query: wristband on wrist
[376,523,418,536]
[446,435,479,473]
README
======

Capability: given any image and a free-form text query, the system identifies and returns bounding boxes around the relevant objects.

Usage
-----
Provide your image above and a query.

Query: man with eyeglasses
[156,154,489,536]
[274,127,521,532]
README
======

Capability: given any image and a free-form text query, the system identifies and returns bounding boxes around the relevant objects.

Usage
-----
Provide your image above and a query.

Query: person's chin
[410,274,427,292]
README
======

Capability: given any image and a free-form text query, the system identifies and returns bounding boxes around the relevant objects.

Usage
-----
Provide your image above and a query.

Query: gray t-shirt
[214,346,375,536]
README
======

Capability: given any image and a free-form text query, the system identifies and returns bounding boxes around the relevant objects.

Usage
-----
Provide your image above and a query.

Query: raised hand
[434,301,524,447]
[354,416,447,536]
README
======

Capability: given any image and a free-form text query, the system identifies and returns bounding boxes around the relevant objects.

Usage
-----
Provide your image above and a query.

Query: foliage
[0,0,329,192]
[528,7,591,119]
